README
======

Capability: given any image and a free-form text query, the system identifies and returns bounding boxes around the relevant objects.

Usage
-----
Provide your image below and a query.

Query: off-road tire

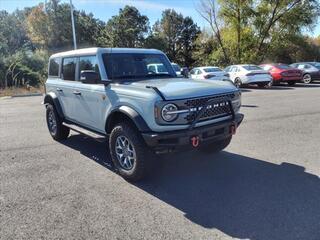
[46,104,69,141]
[199,136,232,153]
[109,122,151,182]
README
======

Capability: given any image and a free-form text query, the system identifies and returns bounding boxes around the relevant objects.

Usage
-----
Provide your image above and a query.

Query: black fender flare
[106,106,151,133]
[43,93,64,119]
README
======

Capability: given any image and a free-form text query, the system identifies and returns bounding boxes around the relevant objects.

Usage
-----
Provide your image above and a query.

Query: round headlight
[161,103,178,122]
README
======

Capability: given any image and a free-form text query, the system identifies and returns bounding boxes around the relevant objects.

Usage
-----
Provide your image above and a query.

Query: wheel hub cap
[115,135,136,170]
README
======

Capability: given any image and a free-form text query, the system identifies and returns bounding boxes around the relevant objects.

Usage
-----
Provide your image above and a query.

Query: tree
[152,9,200,67]
[198,0,320,64]
[104,6,149,47]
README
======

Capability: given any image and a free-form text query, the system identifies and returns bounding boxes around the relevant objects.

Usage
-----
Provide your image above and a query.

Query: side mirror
[181,67,189,78]
[80,70,100,84]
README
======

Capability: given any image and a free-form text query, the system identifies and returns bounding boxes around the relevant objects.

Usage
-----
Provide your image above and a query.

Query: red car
[260,63,303,86]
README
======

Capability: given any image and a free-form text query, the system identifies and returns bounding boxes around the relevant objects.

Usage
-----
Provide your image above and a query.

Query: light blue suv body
[44,48,243,181]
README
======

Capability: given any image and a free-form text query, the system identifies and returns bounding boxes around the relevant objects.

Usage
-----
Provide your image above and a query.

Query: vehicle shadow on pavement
[293,83,320,88]
[62,135,320,240]
[63,134,114,170]
[137,151,320,240]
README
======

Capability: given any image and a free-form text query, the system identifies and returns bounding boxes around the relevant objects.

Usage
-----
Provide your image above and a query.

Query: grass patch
[0,86,44,97]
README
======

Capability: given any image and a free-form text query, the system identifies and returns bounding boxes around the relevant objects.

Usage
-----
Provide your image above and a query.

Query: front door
[71,55,109,133]
[58,57,78,121]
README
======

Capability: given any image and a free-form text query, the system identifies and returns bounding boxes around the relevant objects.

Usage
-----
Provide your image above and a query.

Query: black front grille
[184,94,233,123]
[184,93,235,107]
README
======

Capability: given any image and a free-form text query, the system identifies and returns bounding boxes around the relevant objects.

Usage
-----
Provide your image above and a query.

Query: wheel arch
[105,106,151,134]
[43,93,64,119]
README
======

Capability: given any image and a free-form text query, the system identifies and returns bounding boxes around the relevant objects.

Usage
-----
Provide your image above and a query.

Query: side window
[79,56,100,77]
[196,69,201,75]
[48,58,60,77]
[297,64,304,69]
[62,57,76,81]
[190,69,195,75]
[304,64,311,69]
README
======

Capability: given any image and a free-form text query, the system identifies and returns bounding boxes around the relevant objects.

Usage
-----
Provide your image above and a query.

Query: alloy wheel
[115,135,136,170]
[303,74,312,84]
[48,109,57,135]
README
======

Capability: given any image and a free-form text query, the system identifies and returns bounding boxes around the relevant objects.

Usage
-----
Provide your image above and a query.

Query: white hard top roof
[50,47,164,58]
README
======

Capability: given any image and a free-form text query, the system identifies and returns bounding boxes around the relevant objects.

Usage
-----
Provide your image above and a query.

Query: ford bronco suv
[44,48,243,181]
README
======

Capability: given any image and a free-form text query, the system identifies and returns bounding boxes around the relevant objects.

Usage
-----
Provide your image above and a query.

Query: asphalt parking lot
[1,84,320,240]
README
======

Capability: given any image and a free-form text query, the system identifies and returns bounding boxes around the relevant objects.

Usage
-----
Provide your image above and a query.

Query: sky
[0,0,319,37]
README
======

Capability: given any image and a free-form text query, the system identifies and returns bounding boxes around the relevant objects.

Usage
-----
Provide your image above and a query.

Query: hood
[129,78,237,100]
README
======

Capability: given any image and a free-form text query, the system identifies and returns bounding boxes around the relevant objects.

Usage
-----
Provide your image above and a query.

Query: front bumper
[142,113,244,153]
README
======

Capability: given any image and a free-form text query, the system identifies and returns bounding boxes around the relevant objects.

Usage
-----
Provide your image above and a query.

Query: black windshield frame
[102,53,176,81]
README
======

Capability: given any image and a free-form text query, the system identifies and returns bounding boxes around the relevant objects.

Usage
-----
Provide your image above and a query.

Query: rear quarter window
[62,57,77,81]
[48,58,60,77]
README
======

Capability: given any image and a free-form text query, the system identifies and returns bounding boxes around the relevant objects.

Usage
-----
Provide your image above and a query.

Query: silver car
[225,64,272,88]
[190,66,230,81]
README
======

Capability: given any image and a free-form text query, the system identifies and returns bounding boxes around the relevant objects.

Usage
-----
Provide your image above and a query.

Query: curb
[12,93,43,98]
[0,96,12,100]
[0,93,43,100]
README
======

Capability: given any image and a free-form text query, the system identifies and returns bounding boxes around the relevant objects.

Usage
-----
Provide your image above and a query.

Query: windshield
[203,67,222,73]
[102,53,175,80]
[310,62,320,69]
[243,65,262,71]
[172,64,181,71]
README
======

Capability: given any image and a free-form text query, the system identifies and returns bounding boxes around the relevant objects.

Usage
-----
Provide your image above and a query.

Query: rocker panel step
[63,122,106,143]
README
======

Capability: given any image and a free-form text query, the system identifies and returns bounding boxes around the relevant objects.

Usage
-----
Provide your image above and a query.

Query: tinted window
[276,64,291,70]
[224,66,231,72]
[62,57,76,81]
[102,53,175,81]
[79,56,100,76]
[310,62,320,69]
[203,67,222,73]
[190,69,196,75]
[243,65,262,71]
[172,64,181,71]
[49,58,60,77]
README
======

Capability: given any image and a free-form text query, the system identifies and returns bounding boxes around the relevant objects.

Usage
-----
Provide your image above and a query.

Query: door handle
[73,91,81,96]
[56,88,63,92]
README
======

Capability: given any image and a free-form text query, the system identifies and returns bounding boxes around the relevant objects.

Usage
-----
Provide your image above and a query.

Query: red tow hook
[191,136,200,148]
[230,124,237,135]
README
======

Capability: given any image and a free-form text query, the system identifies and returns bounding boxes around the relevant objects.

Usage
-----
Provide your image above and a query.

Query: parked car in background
[224,64,272,88]
[171,63,182,77]
[290,62,320,84]
[260,63,302,86]
[147,63,168,75]
[189,66,230,81]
